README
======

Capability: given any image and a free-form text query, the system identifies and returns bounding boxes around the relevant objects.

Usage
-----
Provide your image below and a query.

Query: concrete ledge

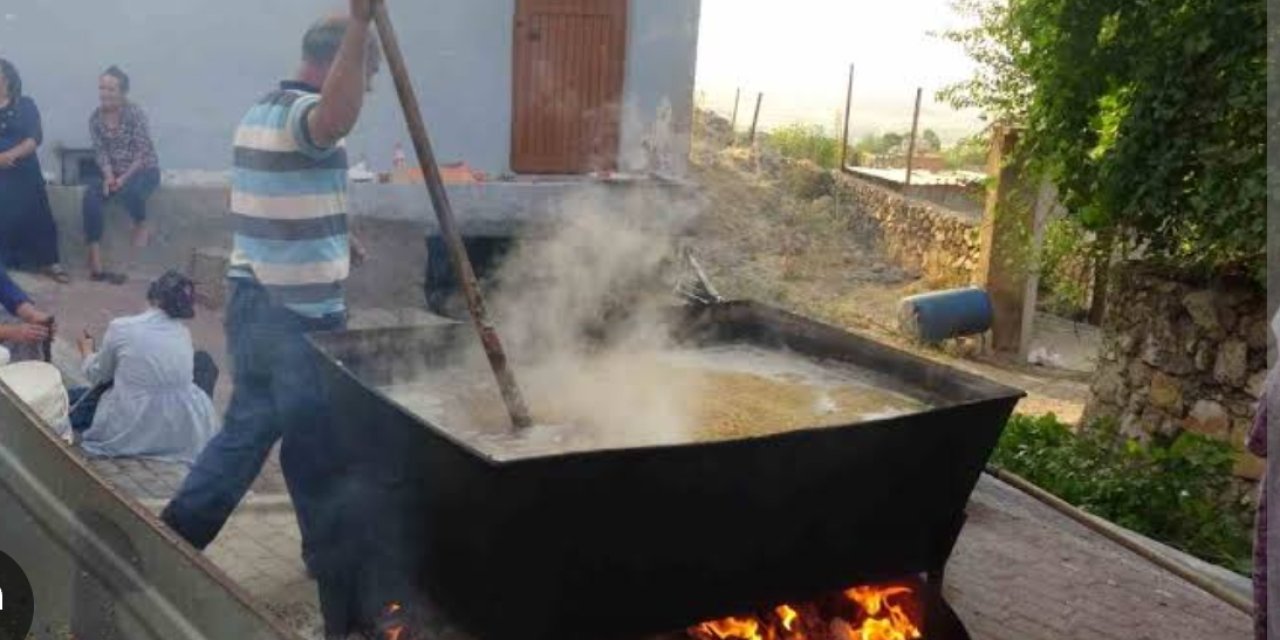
[47,180,699,311]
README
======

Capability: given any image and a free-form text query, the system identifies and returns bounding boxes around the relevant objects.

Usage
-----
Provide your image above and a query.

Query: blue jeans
[161,281,345,555]
[82,167,161,243]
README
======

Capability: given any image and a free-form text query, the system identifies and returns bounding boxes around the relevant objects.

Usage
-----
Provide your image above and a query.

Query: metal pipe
[904,87,923,191]
[985,466,1254,616]
[840,64,855,169]
[373,2,533,430]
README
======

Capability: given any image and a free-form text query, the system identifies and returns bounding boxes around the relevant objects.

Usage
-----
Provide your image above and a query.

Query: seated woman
[70,271,218,464]
[84,66,161,285]
[0,58,69,282]
[0,264,54,357]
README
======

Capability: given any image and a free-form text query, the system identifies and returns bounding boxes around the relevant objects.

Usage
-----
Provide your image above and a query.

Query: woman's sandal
[44,265,71,284]
[90,271,128,286]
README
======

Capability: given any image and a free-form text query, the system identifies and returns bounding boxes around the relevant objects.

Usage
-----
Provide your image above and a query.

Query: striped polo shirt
[227,80,349,319]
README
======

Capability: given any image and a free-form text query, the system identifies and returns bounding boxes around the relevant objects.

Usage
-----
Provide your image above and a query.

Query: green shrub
[1036,217,1094,317]
[780,164,836,201]
[992,414,1255,574]
[942,135,990,171]
[767,124,842,169]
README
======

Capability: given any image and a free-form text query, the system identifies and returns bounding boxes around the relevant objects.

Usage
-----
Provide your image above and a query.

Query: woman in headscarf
[0,58,69,282]
[70,271,219,464]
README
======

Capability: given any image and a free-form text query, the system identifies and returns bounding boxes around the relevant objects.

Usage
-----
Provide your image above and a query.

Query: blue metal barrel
[897,287,994,343]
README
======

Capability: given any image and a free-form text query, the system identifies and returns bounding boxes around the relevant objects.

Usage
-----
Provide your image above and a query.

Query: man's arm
[307,0,376,149]
[82,324,119,385]
[0,267,31,317]
[0,324,48,345]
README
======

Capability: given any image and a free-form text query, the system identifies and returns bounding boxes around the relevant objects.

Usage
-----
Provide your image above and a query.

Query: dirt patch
[686,111,1091,423]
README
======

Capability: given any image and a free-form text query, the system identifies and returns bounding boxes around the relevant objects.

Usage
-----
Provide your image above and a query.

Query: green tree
[921,129,943,152]
[943,135,990,170]
[880,132,905,151]
[767,124,841,169]
[853,133,881,154]
[934,0,1034,123]
[938,0,1265,281]
[1013,0,1265,280]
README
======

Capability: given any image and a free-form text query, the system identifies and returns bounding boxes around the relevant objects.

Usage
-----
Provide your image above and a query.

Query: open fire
[377,602,411,640]
[688,583,923,640]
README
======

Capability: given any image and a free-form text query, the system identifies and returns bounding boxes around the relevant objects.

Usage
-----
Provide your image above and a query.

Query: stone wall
[837,174,982,289]
[1083,265,1268,480]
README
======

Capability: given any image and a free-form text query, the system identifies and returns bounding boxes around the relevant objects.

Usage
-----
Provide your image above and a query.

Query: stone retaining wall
[837,174,982,289]
[1083,265,1267,479]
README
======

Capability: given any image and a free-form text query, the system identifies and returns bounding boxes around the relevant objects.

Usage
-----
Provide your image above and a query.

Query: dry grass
[686,121,920,336]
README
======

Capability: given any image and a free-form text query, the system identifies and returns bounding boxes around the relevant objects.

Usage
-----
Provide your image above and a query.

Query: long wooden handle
[372,3,533,430]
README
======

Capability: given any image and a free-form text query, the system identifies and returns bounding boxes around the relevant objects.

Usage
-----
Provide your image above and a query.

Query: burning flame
[381,602,407,640]
[776,605,799,631]
[697,616,761,639]
[690,584,922,640]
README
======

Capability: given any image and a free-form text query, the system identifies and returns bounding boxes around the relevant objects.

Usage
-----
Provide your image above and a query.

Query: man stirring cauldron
[161,2,411,636]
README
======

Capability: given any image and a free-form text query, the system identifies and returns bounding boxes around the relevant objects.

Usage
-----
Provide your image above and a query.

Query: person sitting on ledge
[70,271,218,464]
[84,65,162,285]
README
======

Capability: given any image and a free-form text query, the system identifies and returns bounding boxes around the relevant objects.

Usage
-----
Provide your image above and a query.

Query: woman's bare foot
[132,224,150,249]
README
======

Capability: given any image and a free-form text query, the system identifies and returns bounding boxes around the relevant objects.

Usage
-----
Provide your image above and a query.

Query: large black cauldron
[308,301,1023,640]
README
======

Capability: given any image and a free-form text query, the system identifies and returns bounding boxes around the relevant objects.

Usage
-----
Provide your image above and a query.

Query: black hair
[148,270,196,320]
[0,58,22,100]
[102,65,130,94]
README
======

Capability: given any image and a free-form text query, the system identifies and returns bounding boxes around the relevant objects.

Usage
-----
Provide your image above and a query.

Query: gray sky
[695,0,984,141]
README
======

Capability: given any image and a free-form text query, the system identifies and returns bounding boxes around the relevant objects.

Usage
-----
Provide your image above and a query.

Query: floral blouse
[89,102,159,178]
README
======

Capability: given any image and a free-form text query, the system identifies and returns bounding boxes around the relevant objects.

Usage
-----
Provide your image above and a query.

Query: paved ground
[83,459,1254,640]
[15,269,1250,640]
[949,476,1252,640]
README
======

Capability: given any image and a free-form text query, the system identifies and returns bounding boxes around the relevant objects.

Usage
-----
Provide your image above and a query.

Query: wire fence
[696,64,987,168]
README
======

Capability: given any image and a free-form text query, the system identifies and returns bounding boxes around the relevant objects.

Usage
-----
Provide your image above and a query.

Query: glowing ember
[689,584,922,640]
[696,616,762,640]
[776,605,799,632]
[379,602,408,640]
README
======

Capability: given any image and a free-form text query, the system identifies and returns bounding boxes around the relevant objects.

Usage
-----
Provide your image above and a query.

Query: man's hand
[16,303,51,328]
[351,0,377,23]
[0,152,15,169]
[77,331,96,358]
[5,323,50,345]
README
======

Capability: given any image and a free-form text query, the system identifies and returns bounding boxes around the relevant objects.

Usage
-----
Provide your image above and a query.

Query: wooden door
[511,0,628,174]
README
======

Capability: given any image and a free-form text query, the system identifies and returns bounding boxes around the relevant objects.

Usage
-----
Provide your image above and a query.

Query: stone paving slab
[947,476,1252,640]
